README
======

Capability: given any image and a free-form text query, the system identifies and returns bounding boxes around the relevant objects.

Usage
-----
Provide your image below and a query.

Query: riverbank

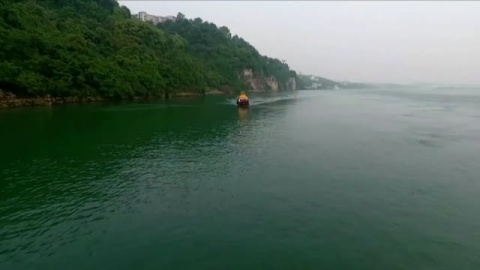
[0,91,103,109]
[0,90,235,109]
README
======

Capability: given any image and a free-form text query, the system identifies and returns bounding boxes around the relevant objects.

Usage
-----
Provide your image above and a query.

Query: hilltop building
[132,12,175,24]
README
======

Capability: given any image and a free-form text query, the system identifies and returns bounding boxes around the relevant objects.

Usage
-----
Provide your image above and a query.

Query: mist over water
[1,88,480,269]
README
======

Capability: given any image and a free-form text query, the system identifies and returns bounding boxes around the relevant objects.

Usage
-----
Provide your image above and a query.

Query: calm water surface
[1,89,480,269]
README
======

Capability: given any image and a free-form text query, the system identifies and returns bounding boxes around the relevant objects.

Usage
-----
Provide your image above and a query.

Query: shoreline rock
[0,90,235,109]
[0,90,104,108]
[205,89,228,95]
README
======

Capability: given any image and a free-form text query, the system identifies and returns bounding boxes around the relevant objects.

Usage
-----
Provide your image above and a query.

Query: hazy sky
[119,1,480,85]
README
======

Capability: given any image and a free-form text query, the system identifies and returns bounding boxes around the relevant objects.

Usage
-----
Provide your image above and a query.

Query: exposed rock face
[242,69,261,90]
[243,69,253,77]
[288,77,297,90]
[241,69,286,91]
[265,76,279,91]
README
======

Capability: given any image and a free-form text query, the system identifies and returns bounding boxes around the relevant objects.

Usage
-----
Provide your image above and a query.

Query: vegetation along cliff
[0,0,297,107]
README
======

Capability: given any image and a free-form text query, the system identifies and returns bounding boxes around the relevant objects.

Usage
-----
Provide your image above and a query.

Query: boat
[236,91,249,107]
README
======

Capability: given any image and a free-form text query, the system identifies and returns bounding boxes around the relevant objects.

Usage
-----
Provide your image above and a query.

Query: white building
[133,12,175,24]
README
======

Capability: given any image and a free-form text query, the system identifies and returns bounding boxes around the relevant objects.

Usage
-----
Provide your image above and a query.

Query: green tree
[0,1,297,100]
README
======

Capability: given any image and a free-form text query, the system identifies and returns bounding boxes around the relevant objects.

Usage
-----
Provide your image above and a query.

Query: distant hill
[297,74,370,90]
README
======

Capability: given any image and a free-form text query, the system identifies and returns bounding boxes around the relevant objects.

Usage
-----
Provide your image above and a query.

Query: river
[1,89,480,269]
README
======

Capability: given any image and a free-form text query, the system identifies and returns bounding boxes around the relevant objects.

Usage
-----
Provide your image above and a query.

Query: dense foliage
[0,0,297,99]
[158,15,296,91]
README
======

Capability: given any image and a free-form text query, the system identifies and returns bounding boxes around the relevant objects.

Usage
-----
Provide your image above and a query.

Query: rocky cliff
[241,69,296,91]
[288,77,297,91]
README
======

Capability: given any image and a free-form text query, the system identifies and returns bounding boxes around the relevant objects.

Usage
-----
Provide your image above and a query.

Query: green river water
[1,89,480,269]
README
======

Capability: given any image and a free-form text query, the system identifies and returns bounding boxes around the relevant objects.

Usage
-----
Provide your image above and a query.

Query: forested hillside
[158,16,297,92]
[0,0,297,102]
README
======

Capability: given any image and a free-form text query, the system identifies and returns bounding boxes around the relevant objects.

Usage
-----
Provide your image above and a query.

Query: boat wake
[225,94,300,106]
